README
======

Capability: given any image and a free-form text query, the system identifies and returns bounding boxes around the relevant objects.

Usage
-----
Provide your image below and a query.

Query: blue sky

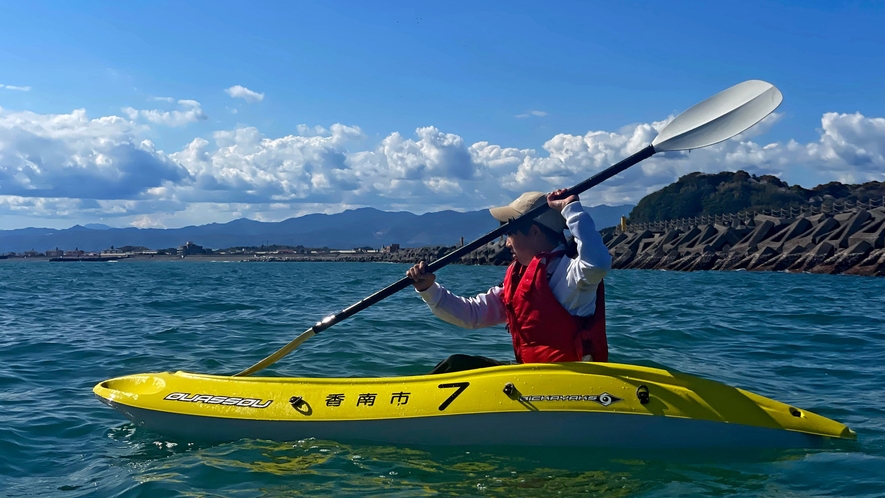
[0,0,883,229]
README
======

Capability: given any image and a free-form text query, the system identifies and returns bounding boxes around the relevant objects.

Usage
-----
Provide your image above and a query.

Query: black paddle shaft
[310,144,655,334]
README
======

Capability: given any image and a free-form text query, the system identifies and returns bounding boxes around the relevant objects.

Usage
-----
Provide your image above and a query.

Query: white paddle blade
[652,80,783,152]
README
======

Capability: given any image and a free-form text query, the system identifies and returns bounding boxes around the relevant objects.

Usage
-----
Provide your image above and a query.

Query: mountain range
[0,205,632,253]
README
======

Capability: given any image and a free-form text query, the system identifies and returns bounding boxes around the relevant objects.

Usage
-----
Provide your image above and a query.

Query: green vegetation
[628,171,885,223]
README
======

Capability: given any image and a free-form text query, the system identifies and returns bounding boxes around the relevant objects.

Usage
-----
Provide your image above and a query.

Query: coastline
[0,243,510,266]
[6,205,884,277]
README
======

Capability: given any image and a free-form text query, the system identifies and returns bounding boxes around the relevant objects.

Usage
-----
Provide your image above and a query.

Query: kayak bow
[94,362,854,448]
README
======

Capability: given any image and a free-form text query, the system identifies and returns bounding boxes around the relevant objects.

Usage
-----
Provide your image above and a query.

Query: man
[407,189,612,373]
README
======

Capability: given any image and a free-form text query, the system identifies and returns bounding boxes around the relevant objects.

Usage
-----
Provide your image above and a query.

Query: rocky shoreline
[606,206,885,277]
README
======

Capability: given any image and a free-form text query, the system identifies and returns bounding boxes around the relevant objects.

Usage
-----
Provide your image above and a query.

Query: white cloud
[121,99,207,127]
[0,107,190,201]
[169,123,365,204]
[515,110,547,118]
[0,103,883,229]
[296,124,330,136]
[130,215,167,228]
[631,112,885,189]
[0,196,80,218]
[225,85,264,103]
[374,126,477,181]
[1,84,31,92]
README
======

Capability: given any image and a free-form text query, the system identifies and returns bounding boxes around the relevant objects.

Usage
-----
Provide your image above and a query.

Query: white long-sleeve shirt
[417,201,612,329]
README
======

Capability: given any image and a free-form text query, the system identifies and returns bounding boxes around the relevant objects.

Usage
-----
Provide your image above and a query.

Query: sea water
[1,261,883,496]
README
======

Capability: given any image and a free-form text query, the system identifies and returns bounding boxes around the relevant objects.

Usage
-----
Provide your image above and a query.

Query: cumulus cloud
[169,123,365,205]
[0,195,184,227]
[1,84,31,92]
[89,113,885,209]
[0,107,191,201]
[130,214,167,228]
[0,103,883,229]
[515,110,547,118]
[812,112,885,178]
[0,196,80,219]
[225,85,264,103]
[122,99,207,127]
[628,112,885,190]
[375,126,477,181]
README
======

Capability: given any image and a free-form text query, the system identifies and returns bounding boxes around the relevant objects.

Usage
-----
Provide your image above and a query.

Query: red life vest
[501,252,608,363]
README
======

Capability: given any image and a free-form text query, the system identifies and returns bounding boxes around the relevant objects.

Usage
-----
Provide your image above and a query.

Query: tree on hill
[627,170,885,223]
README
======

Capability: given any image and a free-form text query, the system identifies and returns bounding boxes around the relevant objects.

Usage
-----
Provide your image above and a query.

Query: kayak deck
[95,362,855,448]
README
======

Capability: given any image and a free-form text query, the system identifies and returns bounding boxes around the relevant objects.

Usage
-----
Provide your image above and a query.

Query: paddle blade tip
[652,79,783,152]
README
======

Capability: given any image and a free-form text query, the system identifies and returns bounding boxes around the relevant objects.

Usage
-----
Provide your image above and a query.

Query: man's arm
[418,283,507,329]
[563,200,612,288]
[545,191,612,316]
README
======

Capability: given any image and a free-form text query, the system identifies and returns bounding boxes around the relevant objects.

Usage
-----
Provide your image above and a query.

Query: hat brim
[490,206,566,234]
[489,205,521,223]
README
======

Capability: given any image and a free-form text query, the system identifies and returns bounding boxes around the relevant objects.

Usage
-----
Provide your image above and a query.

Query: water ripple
[0,261,883,495]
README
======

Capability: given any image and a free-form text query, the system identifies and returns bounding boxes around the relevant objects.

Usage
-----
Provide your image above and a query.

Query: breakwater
[606,205,885,276]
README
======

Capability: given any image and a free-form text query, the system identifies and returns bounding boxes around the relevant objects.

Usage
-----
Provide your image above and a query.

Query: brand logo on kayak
[518,392,622,407]
[163,392,273,408]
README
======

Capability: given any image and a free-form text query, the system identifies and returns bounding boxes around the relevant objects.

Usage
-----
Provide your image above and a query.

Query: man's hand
[547,188,578,212]
[407,261,436,291]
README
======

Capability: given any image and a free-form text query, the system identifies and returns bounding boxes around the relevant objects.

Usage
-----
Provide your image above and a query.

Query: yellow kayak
[94,362,855,448]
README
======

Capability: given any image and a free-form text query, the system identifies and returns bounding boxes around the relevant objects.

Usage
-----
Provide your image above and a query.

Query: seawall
[605,206,885,277]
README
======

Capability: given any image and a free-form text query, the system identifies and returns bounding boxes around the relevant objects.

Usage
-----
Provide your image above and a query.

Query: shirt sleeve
[417,282,507,329]
[562,200,612,291]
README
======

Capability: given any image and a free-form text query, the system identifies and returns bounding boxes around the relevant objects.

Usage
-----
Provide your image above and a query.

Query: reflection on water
[107,419,837,497]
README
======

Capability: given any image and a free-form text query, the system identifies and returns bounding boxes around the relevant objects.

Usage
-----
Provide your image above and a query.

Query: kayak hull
[101,400,828,448]
[94,362,855,448]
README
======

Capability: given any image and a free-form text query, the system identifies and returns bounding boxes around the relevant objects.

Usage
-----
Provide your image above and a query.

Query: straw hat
[489,191,566,234]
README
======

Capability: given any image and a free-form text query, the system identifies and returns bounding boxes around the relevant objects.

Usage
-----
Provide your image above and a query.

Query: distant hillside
[628,171,885,223]
[0,204,632,253]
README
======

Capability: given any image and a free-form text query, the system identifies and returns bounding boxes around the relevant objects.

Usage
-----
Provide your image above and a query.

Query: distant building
[45,249,63,257]
[382,244,400,253]
[177,241,205,256]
